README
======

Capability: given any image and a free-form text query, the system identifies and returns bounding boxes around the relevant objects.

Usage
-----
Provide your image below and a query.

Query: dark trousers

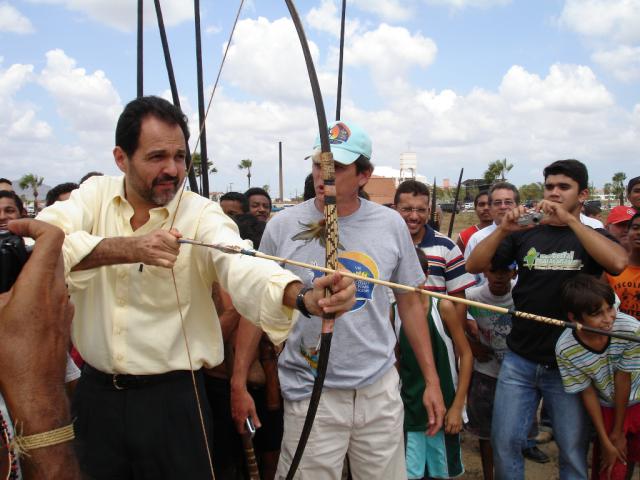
[73,367,214,480]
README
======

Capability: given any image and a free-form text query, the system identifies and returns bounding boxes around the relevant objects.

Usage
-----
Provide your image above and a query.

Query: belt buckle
[112,374,125,390]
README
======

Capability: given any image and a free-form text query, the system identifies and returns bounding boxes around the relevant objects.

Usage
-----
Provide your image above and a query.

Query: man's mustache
[152,175,179,187]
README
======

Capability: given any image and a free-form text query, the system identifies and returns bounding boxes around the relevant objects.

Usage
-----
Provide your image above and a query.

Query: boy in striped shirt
[556,274,640,480]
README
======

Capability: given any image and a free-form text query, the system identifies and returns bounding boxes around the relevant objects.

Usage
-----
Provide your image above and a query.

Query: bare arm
[439,299,473,435]
[396,291,445,436]
[0,220,81,480]
[565,215,627,275]
[610,371,631,459]
[230,317,263,433]
[449,291,468,330]
[466,227,511,273]
[212,284,241,340]
[72,228,182,271]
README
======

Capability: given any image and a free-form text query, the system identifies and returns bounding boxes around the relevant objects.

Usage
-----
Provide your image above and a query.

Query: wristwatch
[296,286,314,318]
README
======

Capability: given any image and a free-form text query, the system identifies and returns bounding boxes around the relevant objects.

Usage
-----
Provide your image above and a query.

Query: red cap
[607,206,637,225]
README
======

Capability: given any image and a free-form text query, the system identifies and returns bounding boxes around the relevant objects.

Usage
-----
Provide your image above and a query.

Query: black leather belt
[83,364,195,390]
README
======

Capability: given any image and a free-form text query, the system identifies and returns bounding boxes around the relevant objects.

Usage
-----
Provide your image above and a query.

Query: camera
[516,211,544,227]
[0,230,29,293]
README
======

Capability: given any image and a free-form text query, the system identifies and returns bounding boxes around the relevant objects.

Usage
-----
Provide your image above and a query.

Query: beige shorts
[276,367,406,480]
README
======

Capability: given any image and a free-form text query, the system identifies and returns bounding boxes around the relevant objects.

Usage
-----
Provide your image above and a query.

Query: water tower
[399,152,417,181]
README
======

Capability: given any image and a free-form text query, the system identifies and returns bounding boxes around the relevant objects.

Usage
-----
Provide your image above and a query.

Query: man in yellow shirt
[37,96,355,479]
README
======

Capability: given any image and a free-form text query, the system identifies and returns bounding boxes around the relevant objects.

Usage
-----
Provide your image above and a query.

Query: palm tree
[192,153,217,178]
[483,158,513,183]
[18,173,44,214]
[238,159,252,188]
[612,172,627,206]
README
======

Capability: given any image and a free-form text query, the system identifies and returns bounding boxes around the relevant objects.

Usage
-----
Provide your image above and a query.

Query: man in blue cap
[231,120,445,478]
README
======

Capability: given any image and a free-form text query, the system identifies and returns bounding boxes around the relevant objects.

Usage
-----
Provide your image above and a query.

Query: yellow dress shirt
[37,175,300,374]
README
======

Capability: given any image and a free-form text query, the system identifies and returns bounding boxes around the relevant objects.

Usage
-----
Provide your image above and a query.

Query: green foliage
[191,152,217,178]
[612,172,627,206]
[483,158,513,183]
[18,173,44,213]
[238,158,253,188]
[519,182,544,201]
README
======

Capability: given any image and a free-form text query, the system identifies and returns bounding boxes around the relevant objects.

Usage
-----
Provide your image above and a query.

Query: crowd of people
[0,95,638,480]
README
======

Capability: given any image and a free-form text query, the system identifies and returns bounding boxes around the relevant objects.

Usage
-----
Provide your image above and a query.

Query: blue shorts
[405,430,464,479]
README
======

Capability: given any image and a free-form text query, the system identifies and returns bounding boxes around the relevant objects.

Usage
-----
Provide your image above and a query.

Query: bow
[282,1,337,478]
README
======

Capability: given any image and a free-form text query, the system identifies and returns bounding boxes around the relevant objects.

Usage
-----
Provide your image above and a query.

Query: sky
[1,0,639,198]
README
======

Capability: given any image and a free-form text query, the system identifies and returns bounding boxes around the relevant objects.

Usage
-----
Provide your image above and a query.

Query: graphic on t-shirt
[291,220,345,250]
[522,247,583,271]
[300,251,379,375]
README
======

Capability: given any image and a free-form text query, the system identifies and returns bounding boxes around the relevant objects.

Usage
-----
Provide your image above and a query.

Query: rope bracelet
[10,422,75,457]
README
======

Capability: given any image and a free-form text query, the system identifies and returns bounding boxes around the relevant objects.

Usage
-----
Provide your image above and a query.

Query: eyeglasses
[398,207,428,215]
[490,200,515,207]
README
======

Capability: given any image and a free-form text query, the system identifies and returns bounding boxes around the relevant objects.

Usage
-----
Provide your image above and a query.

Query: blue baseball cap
[312,120,372,165]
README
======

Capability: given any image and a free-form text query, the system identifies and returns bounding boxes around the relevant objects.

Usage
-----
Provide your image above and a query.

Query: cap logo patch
[328,122,350,144]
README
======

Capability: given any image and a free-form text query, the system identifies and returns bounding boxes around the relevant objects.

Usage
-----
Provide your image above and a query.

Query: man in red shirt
[456,191,492,253]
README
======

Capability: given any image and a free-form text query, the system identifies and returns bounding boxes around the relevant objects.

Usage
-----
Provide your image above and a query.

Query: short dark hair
[79,171,103,184]
[561,274,615,321]
[489,182,520,205]
[354,154,374,175]
[303,174,315,201]
[629,212,640,231]
[0,178,12,185]
[474,191,489,208]
[543,159,588,192]
[627,176,640,194]
[0,190,24,215]
[582,202,601,217]
[219,192,248,212]
[394,180,430,206]
[115,96,189,158]
[46,182,79,207]
[233,213,266,248]
[244,187,272,209]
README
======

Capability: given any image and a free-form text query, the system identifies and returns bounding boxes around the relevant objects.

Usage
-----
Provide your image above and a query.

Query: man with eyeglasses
[394,180,476,321]
[467,159,628,479]
[464,182,520,270]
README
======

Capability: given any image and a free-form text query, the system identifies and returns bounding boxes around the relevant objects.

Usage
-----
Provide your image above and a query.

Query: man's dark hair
[394,180,430,206]
[0,178,12,186]
[489,182,520,205]
[543,159,588,192]
[80,171,103,184]
[303,174,315,201]
[233,213,266,248]
[354,154,374,175]
[474,191,489,208]
[0,190,24,215]
[582,202,601,217]
[629,212,640,231]
[115,96,189,158]
[561,274,615,321]
[244,187,272,209]
[627,176,640,194]
[219,191,249,212]
[45,182,79,207]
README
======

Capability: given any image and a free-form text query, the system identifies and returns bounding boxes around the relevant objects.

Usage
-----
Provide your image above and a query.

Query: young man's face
[489,188,517,225]
[628,183,640,210]
[247,194,271,222]
[485,267,515,296]
[475,194,491,223]
[543,174,587,215]
[570,299,616,332]
[220,200,244,217]
[312,159,371,204]
[607,221,630,249]
[628,216,640,252]
[0,197,22,229]
[395,193,430,239]
[115,115,186,208]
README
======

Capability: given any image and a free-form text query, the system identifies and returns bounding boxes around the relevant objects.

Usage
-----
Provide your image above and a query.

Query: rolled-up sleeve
[197,202,301,345]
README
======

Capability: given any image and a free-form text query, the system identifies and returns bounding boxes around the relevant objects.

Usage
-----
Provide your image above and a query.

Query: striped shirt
[417,225,476,294]
[555,312,640,407]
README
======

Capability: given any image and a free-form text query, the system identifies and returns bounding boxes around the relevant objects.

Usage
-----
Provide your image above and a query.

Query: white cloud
[592,45,640,82]
[205,24,221,35]
[345,23,437,93]
[38,49,122,138]
[0,2,35,33]
[559,0,640,44]
[306,0,361,38]
[223,17,323,103]
[28,0,192,32]
[423,0,511,10]
[350,0,412,22]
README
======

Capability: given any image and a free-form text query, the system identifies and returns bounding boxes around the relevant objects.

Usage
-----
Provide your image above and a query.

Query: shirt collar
[417,224,435,247]
[111,176,176,221]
